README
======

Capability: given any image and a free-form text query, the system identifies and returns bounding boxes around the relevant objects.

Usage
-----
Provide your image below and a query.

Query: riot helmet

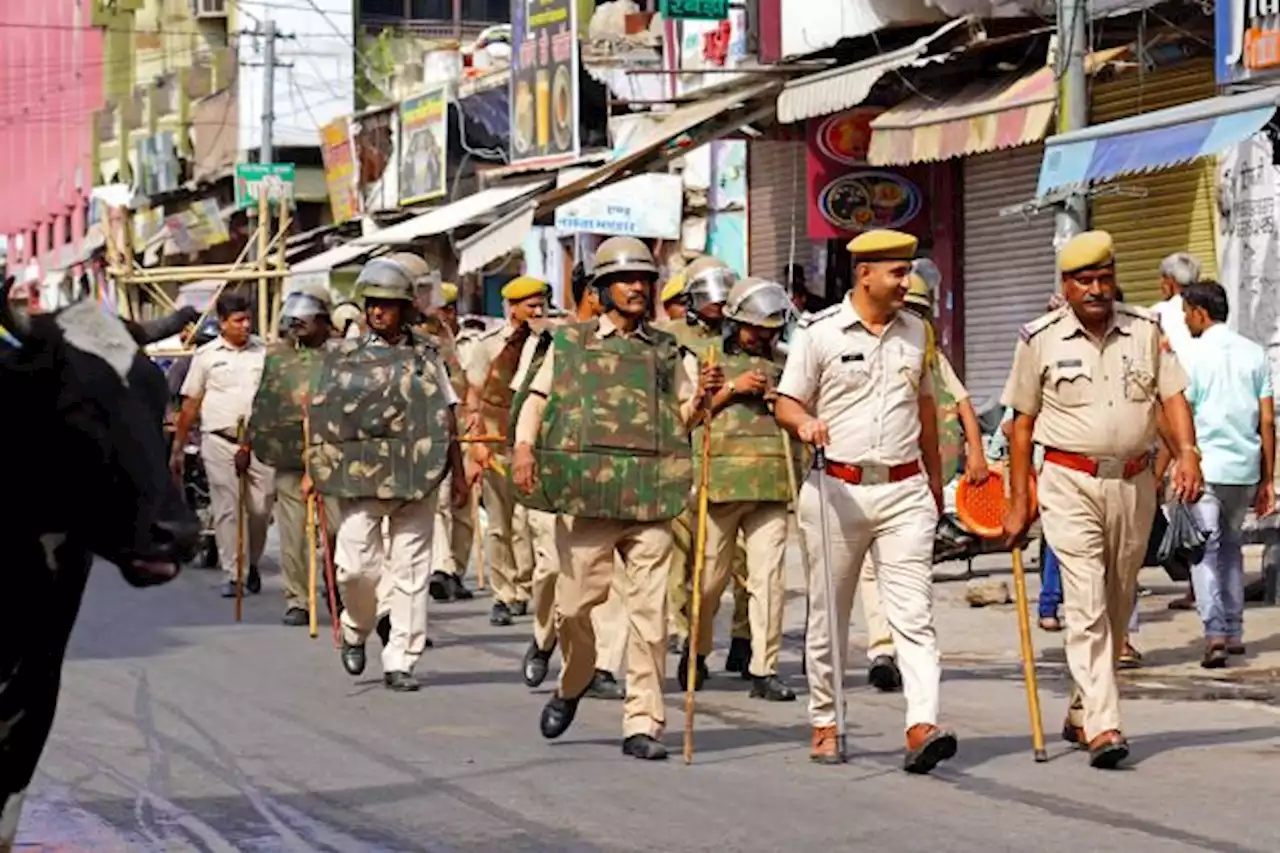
[684,256,736,315]
[192,314,220,346]
[590,237,659,287]
[724,277,792,329]
[355,252,440,308]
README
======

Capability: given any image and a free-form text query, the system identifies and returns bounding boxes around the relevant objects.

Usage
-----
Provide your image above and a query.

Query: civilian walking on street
[1176,281,1276,668]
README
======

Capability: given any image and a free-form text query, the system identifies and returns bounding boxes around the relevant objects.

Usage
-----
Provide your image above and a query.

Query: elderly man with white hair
[1151,253,1202,359]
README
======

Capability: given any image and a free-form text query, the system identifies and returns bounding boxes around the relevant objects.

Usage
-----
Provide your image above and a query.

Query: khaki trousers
[1038,463,1156,739]
[800,472,940,729]
[555,516,672,739]
[669,511,750,642]
[482,464,534,606]
[528,509,626,674]
[273,471,341,611]
[432,472,473,579]
[694,502,789,676]
[203,434,274,583]
[860,557,895,661]
[336,497,435,674]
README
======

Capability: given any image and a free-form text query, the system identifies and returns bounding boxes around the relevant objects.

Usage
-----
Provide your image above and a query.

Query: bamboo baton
[1004,468,1047,761]
[685,344,718,765]
[303,408,319,639]
[317,493,341,648]
[234,416,248,623]
[813,448,846,760]
[471,481,486,590]
[780,430,813,675]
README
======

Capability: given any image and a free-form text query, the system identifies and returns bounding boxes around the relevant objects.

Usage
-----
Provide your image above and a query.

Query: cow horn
[0,276,32,343]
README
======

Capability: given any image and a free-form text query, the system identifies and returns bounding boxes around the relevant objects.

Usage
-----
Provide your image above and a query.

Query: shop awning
[290,235,381,274]
[354,180,550,247]
[457,201,537,276]
[1036,86,1280,197]
[775,17,973,125]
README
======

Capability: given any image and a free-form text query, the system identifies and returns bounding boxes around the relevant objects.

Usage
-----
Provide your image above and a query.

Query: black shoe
[246,565,262,595]
[449,575,474,600]
[340,642,366,676]
[490,602,513,627]
[282,607,308,626]
[585,670,625,701]
[750,674,796,702]
[510,600,529,617]
[376,614,392,647]
[219,580,238,598]
[725,636,751,674]
[540,693,581,739]
[383,671,419,692]
[676,648,708,691]
[622,735,668,761]
[428,571,455,602]
[868,655,903,693]
[522,641,553,688]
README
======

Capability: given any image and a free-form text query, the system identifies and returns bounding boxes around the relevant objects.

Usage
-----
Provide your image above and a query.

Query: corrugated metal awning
[867,45,1132,166]
[354,180,550,247]
[776,17,972,124]
[457,201,536,275]
[290,237,381,274]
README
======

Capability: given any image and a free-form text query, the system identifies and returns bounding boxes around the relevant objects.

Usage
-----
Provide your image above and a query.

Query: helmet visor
[687,267,736,311]
[281,292,330,322]
[727,280,792,328]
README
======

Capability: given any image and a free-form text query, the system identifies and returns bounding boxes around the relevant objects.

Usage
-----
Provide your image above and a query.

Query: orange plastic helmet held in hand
[954,462,1038,540]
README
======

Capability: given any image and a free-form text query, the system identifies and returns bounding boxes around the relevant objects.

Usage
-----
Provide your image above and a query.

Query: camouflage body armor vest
[246,342,324,472]
[513,320,692,521]
[307,331,451,501]
[695,347,794,504]
[415,317,468,402]
[926,324,963,484]
[478,324,532,441]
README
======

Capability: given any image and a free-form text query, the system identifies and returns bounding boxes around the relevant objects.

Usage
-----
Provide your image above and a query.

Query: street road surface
[17,561,1280,853]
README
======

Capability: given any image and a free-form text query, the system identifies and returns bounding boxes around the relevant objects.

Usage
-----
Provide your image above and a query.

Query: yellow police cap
[661,272,687,304]
[1058,230,1115,274]
[440,282,458,306]
[500,275,548,302]
[847,229,918,260]
[904,272,931,308]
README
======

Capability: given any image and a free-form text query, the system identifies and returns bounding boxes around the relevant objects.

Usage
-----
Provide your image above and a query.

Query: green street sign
[235,163,295,210]
[660,0,729,21]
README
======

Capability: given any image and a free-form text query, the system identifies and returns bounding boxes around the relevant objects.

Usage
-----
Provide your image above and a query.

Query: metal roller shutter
[1090,61,1218,307]
[748,137,813,280]
[962,145,1057,414]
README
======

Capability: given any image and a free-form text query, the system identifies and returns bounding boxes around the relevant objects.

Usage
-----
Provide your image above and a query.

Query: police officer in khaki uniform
[1001,230,1202,769]
[172,289,276,599]
[776,229,956,774]
[512,237,720,761]
[464,276,547,626]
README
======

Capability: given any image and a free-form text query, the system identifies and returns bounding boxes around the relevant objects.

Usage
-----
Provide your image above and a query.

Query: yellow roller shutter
[1089,60,1218,306]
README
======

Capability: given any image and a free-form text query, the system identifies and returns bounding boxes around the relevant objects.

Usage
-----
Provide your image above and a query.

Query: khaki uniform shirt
[180,336,267,435]
[462,321,522,389]
[777,298,934,467]
[511,315,701,445]
[1000,304,1188,459]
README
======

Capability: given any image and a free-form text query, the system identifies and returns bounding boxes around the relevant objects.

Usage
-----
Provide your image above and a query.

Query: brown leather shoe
[1061,721,1085,747]
[1088,730,1129,769]
[903,724,957,774]
[809,725,844,765]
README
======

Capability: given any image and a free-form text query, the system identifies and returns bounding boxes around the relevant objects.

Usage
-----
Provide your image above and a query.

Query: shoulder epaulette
[1019,307,1068,343]
[798,304,841,329]
[194,339,218,355]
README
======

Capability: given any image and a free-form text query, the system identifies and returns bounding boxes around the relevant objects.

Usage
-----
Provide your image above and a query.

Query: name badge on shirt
[1056,359,1083,368]
[840,353,866,363]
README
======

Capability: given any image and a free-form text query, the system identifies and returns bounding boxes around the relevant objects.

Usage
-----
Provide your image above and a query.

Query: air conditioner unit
[193,0,227,19]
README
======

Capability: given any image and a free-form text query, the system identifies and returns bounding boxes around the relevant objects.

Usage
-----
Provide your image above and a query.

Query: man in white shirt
[1150,252,1201,360]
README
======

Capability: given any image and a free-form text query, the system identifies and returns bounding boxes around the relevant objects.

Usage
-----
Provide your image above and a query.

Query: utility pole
[261,17,277,167]
[1054,0,1088,246]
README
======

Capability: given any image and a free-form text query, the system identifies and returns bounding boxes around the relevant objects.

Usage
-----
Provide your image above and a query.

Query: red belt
[1045,448,1150,480]
[824,459,921,486]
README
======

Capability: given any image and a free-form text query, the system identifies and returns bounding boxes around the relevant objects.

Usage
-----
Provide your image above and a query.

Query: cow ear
[0,276,32,344]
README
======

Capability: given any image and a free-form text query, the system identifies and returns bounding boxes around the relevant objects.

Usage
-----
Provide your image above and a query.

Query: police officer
[660,271,687,322]
[332,301,364,339]
[684,276,797,702]
[1001,230,1202,769]
[420,282,477,603]
[776,229,955,774]
[656,257,754,672]
[245,284,341,625]
[465,276,547,626]
[512,236,720,760]
[306,253,469,692]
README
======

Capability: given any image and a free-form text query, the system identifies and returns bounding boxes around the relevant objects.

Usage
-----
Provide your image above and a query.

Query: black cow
[0,284,199,849]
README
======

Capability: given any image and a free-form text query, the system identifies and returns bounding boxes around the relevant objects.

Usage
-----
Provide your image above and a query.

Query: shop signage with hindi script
[510,0,580,166]
[399,87,449,205]
[553,171,684,240]
[320,118,359,223]
[661,0,729,20]
[1217,0,1280,84]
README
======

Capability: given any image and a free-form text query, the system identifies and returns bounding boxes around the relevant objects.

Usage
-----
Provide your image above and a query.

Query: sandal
[1038,616,1063,632]
[1117,645,1143,669]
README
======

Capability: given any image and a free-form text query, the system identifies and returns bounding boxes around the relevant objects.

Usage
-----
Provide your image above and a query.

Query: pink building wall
[0,2,104,275]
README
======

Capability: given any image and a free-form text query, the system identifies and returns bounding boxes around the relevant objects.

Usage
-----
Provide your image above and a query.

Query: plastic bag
[1157,501,1207,570]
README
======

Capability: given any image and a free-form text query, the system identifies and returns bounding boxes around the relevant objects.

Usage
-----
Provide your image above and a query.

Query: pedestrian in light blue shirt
[1180,280,1276,668]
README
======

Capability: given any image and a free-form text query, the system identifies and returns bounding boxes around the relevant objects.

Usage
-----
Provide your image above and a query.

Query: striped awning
[867,46,1132,167]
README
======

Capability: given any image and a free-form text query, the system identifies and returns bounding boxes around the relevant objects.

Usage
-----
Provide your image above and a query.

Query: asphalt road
[17,560,1280,853]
